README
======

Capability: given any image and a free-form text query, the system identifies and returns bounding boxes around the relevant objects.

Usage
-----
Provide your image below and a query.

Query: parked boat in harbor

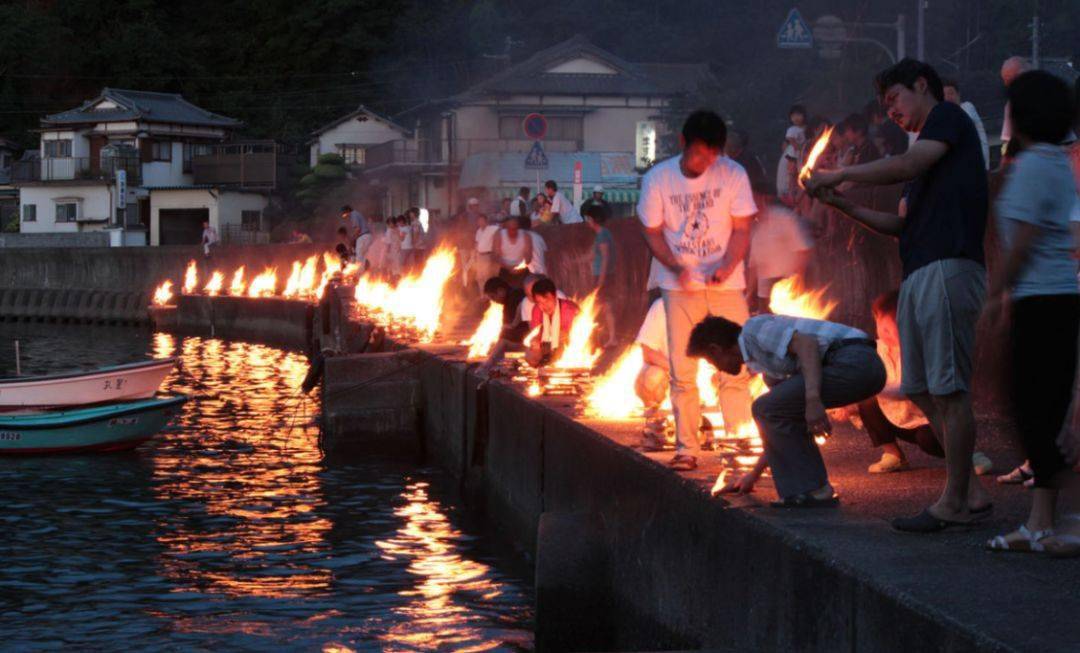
[0,394,188,454]
[0,358,177,410]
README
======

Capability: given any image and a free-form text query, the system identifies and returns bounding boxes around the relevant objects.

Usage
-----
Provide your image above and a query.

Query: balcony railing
[11,157,141,184]
[191,141,295,189]
[363,138,583,171]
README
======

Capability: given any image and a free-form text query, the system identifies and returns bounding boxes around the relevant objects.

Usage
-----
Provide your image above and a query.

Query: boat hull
[0,395,187,454]
[0,358,176,410]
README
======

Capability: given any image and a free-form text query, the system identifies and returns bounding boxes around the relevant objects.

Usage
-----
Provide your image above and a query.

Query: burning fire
[522,325,541,348]
[353,247,456,341]
[798,126,834,189]
[463,303,504,359]
[152,280,174,306]
[247,268,278,298]
[203,271,224,296]
[183,260,198,295]
[584,346,644,418]
[552,290,601,370]
[769,277,836,320]
[229,266,247,296]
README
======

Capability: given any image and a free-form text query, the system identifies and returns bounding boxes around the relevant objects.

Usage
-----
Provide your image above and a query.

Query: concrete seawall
[0,287,149,325]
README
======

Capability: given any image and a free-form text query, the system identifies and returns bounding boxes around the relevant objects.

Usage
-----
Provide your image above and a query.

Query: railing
[11,157,141,184]
[192,141,295,189]
[363,138,582,170]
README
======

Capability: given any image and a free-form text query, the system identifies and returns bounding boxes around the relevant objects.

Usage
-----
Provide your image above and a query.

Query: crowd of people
[325,54,1080,556]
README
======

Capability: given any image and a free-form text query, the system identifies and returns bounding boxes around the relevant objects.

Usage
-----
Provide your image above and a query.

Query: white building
[357,35,716,219]
[13,88,273,246]
[307,105,410,168]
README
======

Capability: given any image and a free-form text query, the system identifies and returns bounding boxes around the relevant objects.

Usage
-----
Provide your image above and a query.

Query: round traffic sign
[523,113,548,140]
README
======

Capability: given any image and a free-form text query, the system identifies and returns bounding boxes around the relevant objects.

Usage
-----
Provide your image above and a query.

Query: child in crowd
[776,104,807,201]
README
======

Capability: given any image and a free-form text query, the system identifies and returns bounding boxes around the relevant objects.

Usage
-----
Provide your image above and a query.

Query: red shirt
[530,298,580,346]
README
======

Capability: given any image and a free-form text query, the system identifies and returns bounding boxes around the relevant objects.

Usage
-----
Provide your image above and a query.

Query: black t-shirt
[900,101,988,278]
[502,288,526,326]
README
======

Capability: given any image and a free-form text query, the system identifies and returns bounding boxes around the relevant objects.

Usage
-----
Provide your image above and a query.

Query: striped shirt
[738,315,868,379]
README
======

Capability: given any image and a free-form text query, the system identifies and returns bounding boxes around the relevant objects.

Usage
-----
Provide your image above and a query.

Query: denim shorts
[897,258,986,395]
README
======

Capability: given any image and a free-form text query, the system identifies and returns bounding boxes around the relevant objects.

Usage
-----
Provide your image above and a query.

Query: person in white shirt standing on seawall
[943,79,990,170]
[544,180,582,224]
[638,109,757,472]
[201,220,218,259]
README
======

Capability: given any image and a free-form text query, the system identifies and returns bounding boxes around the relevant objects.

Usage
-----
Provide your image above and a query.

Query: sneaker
[868,452,909,474]
[972,451,994,476]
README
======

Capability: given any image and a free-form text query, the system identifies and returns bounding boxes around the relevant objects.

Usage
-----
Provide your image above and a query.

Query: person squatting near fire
[477,274,568,374]
[854,290,993,476]
[638,109,756,472]
[692,314,885,506]
[526,278,580,368]
[805,58,993,533]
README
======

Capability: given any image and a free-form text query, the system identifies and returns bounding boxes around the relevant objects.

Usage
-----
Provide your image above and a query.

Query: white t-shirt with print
[635,298,668,357]
[549,191,582,223]
[637,155,757,291]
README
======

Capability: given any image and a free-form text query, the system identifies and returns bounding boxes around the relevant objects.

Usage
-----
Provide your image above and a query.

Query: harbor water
[0,325,534,651]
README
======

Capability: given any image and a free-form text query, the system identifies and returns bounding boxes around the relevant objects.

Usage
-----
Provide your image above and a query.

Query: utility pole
[916,0,925,60]
[897,14,906,60]
[1031,14,1040,68]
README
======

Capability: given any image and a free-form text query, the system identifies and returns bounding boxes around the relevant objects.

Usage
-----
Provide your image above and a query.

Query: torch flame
[182,260,198,295]
[229,266,247,296]
[152,280,173,306]
[463,303,504,360]
[797,126,834,189]
[552,290,601,370]
[247,267,277,298]
[768,277,836,320]
[203,271,224,296]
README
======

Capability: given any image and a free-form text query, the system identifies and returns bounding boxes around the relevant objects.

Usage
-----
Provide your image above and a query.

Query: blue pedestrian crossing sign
[524,140,549,170]
[777,8,813,49]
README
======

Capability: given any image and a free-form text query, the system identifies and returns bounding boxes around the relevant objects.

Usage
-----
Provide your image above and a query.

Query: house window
[152,141,172,161]
[55,202,78,222]
[183,143,213,171]
[22,204,36,222]
[43,139,72,158]
[336,145,365,166]
[498,115,583,142]
[241,210,262,231]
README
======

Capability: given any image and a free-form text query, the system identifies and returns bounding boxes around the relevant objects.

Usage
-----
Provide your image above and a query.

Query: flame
[768,277,836,320]
[584,346,644,418]
[229,266,247,296]
[798,126,834,189]
[247,268,277,298]
[203,271,224,296]
[513,260,528,271]
[353,247,456,341]
[696,359,720,407]
[552,291,601,369]
[710,468,730,496]
[282,261,303,298]
[521,325,541,348]
[152,280,174,306]
[463,303,504,360]
[182,260,198,294]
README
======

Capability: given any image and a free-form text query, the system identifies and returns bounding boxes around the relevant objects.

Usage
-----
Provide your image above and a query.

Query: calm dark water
[0,325,533,651]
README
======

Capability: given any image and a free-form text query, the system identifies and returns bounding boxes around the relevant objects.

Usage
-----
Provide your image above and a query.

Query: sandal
[1042,534,1080,558]
[770,491,839,508]
[996,464,1033,485]
[667,454,697,471]
[986,525,1053,552]
[892,508,976,533]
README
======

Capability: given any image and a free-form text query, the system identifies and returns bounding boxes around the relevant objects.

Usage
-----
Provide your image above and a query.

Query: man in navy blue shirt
[805,59,992,533]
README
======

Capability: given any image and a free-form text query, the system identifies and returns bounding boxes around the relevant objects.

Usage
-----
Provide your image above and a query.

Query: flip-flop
[892,508,976,533]
[986,525,1053,552]
[770,492,839,508]
[996,464,1033,485]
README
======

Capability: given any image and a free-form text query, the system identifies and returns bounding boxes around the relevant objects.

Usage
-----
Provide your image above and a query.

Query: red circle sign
[523,113,547,140]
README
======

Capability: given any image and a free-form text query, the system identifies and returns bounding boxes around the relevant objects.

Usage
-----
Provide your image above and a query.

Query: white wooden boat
[0,358,177,410]
[0,395,187,454]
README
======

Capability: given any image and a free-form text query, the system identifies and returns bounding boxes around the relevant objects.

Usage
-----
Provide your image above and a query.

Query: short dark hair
[687,317,742,356]
[518,185,530,196]
[942,78,960,91]
[483,276,510,296]
[583,202,609,223]
[841,113,868,135]
[532,278,557,298]
[336,226,348,235]
[682,109,727,150]
[1008,70,1076,145]
[341,205,352,212]
[789,104,807,118]
[871,290,899,320]
[875,58,944,102]
[545,180,557,191]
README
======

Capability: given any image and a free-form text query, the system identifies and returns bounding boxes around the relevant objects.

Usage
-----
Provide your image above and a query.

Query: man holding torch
[803,59,993,532]
[639,110,757,471]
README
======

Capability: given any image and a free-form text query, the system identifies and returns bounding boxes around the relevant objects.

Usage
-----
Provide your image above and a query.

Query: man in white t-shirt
[545,180,582,224]
[635,298,671,449]
[999,56,1029,157]
[638,110,757,471]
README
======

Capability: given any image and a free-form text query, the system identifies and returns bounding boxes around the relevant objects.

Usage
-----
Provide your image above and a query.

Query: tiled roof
[43,88,241,128]
[456,34,716,99]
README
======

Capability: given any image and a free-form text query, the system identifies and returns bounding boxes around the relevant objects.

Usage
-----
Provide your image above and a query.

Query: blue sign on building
[777,8,813,49]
